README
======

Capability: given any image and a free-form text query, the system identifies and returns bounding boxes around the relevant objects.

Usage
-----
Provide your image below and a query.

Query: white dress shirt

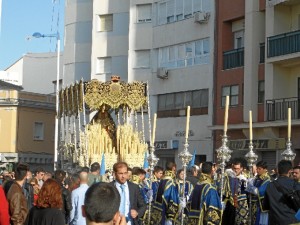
[115,181,131,225]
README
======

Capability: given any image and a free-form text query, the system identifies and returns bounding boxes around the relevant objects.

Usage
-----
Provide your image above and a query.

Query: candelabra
[281,139,296,161]
[245,141,258,169]
[146,144,159,225]
[216,134,232,206]
[245,140,258,224]
[178,141,192,225]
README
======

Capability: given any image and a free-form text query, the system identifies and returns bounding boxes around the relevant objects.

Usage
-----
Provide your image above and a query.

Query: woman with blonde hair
[25,178,65,225]
[29,177,40,206]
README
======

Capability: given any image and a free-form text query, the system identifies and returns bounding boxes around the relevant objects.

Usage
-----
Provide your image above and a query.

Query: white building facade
[63,0,216,167]
[128,0,215,167]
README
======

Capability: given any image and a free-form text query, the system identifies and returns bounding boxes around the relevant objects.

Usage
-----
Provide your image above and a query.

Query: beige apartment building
[0,80,56,172]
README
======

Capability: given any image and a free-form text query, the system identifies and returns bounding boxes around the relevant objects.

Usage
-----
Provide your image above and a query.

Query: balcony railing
[223,47,244,70]
[266,97,300,121]
[267,30,300,58]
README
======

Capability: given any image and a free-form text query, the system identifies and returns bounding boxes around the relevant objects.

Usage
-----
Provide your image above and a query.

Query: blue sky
[0,0,64,70]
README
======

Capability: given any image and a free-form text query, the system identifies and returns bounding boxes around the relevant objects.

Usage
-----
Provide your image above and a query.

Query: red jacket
[0,186,10,225]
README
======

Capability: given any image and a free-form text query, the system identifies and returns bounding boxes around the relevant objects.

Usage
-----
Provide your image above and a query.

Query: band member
[246,161,270,225]
[175,168,194,223]
[187,162,222,225]
[222,158,249,225]
[151,162,179,225]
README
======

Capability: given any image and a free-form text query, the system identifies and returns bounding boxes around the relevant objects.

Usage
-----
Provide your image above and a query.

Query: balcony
[266,97,300,121]
[223,47,244,70]
[268,30,300,57]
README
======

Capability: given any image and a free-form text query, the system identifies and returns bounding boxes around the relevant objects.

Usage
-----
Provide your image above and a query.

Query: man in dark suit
[264,160,300,225]
[112,162,146,225]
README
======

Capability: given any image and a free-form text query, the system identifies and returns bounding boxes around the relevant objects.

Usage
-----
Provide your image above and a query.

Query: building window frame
[158,89,209,111]
[157,0,211,25]
[159,38,210,69]
[137,4,152,23]
[133,50,151,68]
[221,85,239,107]
[33,122,44,141]
[234,30,245,49]
[97,14,113,32]
[258,80,265,104]
[96,57,112,74]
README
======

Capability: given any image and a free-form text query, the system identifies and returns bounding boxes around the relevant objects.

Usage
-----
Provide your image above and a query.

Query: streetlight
[28,32,60,170]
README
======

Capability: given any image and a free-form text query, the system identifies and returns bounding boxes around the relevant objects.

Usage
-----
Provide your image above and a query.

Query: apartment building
[0,80,55,172]
[65,0,300,168]
[214,0,300,168]
[76,0,215,167]
[126,0,215,167]
[91,0,129,82]
[64,0,93,86]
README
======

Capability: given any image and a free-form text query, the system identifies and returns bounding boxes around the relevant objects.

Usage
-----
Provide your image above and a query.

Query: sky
[0,0,64,70]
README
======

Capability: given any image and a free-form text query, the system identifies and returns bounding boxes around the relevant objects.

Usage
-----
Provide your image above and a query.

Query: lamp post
[29,32,60,170]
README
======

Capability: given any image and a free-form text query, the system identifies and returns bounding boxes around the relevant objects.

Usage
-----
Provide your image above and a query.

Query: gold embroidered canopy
[58,76,147,118]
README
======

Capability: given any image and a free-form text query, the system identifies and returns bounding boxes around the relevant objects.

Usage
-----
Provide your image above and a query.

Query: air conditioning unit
[194,12,210,23]
[156,67,168,79]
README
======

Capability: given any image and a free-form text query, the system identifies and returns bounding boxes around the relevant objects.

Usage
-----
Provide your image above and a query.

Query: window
[137,4,152,23]
[192,89,208,108]
[133,50,150,68]
[158,2,167,25]
[176,0,183,20]
[33,122,44,141]
[96,57,112,74]
[258,80,265,104]
[159,38,210,69]
[167,0,175,23]
[184,0,193,18]
[158,89,209,111]
[98,14,113,32]
[234,30,244,49]
[157,0,211,25]
[221,85,239,107]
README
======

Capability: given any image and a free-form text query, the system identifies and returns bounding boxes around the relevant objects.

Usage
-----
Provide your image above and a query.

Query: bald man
[70,171,89,225]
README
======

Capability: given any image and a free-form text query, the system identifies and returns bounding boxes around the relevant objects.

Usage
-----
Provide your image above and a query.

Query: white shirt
[115,181,131,225]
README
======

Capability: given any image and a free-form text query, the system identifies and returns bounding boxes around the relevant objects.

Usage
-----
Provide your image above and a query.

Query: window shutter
[202,0,211,12]
[34,122,44,140]
[176,0,183,16]
[167,0,175,17]
[158,2,167,25]
[100,15,113,31]
[135,50,150,68]
[194,0,202,12]
[184,0,193,17]
[97,57,111,73]
[137,4,152,22]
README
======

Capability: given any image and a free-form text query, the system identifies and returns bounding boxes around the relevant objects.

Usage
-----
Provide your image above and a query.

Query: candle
[224,96,229,135]
[185,106,190,140]
[152,113,157,145]
[288,107,291,140]
[249,110,253,141]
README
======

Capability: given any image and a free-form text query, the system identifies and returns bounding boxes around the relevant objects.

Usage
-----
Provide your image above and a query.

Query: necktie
[120,184,126,216]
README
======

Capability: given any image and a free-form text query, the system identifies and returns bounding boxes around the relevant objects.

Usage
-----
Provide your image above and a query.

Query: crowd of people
[0,158,299,225]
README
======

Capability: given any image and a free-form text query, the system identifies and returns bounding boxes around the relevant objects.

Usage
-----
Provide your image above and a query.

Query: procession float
[58,75,151,170]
